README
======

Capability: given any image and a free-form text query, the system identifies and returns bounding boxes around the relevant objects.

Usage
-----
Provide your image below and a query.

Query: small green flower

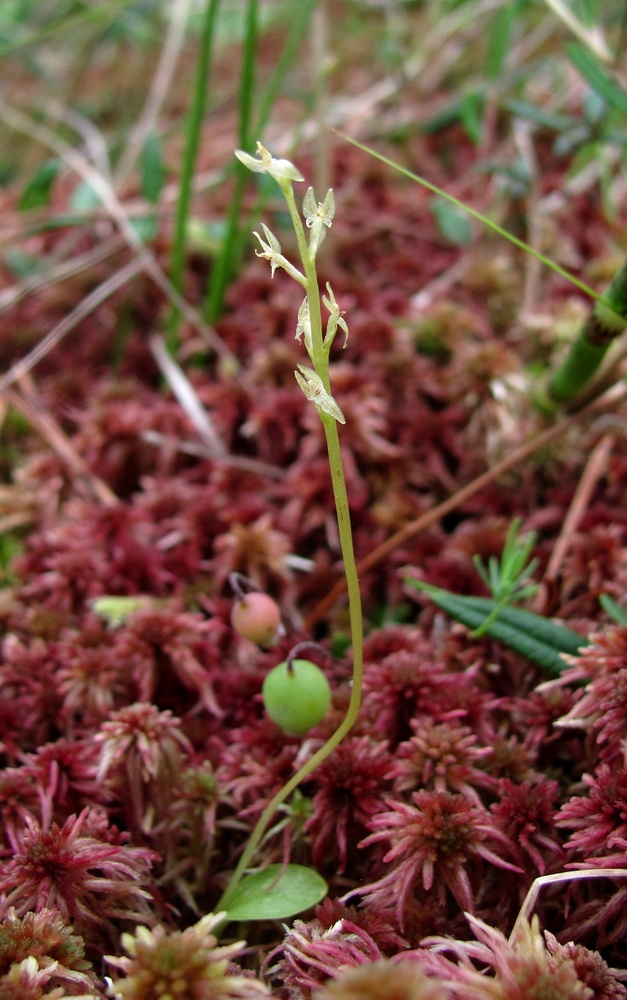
[295,297,313,357]
[322,282,349,350]
[294,364,345,424]
[303,186,335,256]
[235,141,304,183]
[252,223,306,286]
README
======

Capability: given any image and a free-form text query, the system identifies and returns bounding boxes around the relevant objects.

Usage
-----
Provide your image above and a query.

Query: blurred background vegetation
[0,1,625,350]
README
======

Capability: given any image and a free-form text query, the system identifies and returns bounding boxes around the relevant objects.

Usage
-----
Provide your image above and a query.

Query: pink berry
[230,592,281,646]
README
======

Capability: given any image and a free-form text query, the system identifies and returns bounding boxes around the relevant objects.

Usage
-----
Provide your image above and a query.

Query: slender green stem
[167,0,221,350]
[217,415,363,913]
[255,0,317,137]
[217,640,362,912]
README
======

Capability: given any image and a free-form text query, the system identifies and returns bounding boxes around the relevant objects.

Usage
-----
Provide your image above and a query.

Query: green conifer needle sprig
[472,518,539,636]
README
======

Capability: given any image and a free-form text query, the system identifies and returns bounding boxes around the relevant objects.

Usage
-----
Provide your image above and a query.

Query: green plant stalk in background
[547,255,627,404]
[167,0,221,351]
[203,0,257,325]
[216,143,364,915]
[204,0,317,323]
[340,134,627,411]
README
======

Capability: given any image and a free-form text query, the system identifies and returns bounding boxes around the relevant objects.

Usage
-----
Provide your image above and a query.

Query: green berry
[262,659,331,735]
[231,593,281,646]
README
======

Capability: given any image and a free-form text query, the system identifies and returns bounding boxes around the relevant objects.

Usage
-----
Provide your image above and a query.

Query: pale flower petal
[235,142,304,182]
[294,364,345,424]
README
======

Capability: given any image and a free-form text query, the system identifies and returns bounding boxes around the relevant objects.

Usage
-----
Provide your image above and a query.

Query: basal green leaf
[225,864,327,922]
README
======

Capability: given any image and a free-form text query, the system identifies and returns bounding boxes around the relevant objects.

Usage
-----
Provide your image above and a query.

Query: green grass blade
[442,595,584,655]
[485,4,514,81]
[203,0,258,324]
[504,99,577,132]
[599,594,627,625]
[336,132,613,310]
[139,131,166,204]
[167,0,221,350]
[202,0,316,325]
[408,581,585,676]
[0,0,139,57]
[566,41,627,117]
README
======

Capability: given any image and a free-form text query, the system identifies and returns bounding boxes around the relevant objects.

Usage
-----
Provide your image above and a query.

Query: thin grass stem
[337,132,613,309]
[203,0,258,324]
[167,0,221,350]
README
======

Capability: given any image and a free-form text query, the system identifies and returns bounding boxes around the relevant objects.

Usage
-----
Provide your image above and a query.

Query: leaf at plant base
[225,864,327,922]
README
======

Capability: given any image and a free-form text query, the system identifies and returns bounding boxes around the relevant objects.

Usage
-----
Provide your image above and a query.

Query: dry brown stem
[535,431,616,614]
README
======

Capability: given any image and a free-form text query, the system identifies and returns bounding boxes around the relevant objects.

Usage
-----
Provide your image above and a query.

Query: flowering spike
[294,364,345,424]
[235,141,304,182]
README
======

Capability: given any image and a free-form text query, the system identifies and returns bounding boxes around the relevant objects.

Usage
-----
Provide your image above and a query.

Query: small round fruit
[230,593,281,646]
[262,659,331,735]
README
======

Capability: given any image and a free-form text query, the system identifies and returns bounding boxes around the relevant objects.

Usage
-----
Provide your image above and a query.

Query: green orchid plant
[215,142,364,923]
